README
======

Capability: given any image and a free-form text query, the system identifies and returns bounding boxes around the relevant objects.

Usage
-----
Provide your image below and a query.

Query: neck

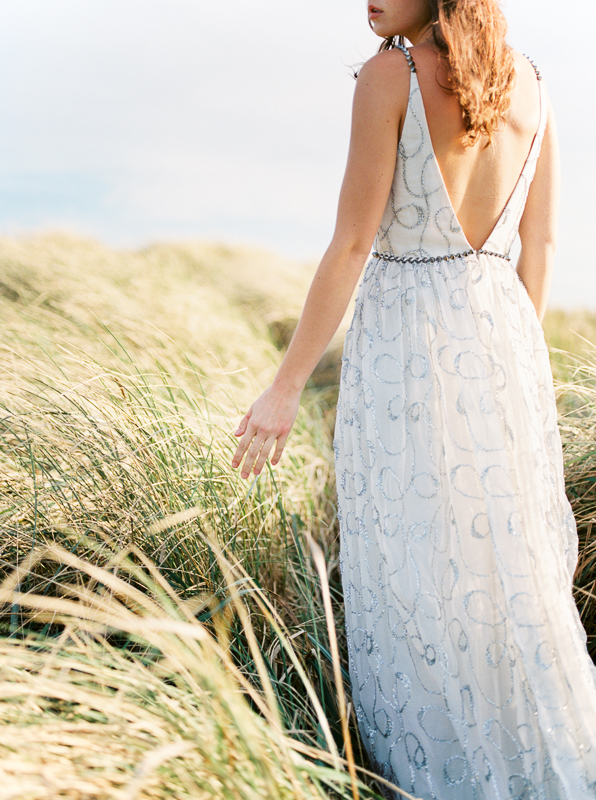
[407,21,435,46]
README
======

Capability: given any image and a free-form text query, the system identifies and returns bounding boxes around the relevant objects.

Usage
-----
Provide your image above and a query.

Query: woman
[232,1,596,796]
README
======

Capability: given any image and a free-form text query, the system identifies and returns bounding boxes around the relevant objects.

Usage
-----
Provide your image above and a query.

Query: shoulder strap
[524,54,542,81]
[392,41,417,73]
[525,55,547,140]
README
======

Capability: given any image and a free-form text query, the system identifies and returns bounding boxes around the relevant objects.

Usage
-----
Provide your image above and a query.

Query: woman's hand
[231,383,301,479]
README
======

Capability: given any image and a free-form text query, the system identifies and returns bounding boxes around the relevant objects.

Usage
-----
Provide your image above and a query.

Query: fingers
[234,410,251,437]
[230,396,294,478]
[237,432,271,479]
[231,424,284,478]
[231,410,254,471]
[271,433,289,466]
[252,436,276,476]
[231,425,254,471]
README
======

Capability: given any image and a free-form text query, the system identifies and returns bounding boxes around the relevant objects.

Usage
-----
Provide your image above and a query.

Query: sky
[0,0,594,307]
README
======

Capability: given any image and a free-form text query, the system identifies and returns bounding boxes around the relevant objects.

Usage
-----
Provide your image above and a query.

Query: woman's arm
[232,51,410,479]
[517,93,560,322]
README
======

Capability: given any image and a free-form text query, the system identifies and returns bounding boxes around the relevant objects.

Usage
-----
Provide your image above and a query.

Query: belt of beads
[372,249,511,264]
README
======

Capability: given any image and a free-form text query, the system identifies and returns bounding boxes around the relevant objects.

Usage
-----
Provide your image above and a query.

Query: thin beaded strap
[524,54,542,81]
[393,42,539,82]
[392,41,417,73]
[372,249,511,264]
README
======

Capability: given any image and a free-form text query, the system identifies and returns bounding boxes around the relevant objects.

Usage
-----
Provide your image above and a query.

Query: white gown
[334,44,596,800]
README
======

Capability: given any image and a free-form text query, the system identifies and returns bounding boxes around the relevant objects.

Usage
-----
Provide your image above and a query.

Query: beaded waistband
[372,249,511,264]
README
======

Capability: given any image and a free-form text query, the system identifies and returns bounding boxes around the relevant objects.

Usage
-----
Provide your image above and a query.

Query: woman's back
[371,41,546,265]
[399,45,542,250]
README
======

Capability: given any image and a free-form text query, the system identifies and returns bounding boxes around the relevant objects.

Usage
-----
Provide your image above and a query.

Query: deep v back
[374,43,547,262]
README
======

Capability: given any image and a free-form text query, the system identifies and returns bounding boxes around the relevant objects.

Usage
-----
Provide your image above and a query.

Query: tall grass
[0,234,595,797]
[552,364,596,659]
[0,537,409,799]
[543,308,596,383]
[541,309,596,656]
[0,234,404,798]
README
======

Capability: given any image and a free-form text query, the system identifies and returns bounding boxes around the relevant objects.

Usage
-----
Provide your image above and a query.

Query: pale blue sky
[0,0,594,307]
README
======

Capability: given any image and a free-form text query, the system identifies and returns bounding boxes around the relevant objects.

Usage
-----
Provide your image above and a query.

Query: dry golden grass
[543,307,596,383]
[0,538,405,800]
[0,233,343,642]
[0,232,595,797]
[0,234,404,799]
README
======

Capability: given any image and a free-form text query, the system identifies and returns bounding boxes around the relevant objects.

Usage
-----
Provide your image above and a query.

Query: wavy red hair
[379,0,515,145]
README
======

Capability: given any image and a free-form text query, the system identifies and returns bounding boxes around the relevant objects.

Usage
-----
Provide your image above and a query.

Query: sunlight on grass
[0,234,398,799]
[0,232,594,797]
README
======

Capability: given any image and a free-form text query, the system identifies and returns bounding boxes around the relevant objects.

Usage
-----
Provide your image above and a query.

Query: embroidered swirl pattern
[334,51,596,799]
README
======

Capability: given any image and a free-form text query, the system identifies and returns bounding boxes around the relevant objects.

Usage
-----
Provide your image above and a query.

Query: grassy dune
[0,233,595,798]
[0,234,387,799]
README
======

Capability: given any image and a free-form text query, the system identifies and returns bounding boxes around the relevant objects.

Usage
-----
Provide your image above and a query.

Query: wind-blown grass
[543,308,596,384]
[0,538,413,799]
[554,349,596,658]
[0,234,398,799]
[538,309,596,656]
[0,233,595,797]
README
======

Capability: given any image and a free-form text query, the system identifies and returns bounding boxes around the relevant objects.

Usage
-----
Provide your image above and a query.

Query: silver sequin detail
[524,55,542,81]
[335,41,596,800]
[372,249,512,264]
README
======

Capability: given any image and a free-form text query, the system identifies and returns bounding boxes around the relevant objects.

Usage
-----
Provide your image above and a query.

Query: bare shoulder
[510,48,541,82]
[353,49,411,119]
[355,50,411,101]
[509,49,544,133]
[357,48,413,84]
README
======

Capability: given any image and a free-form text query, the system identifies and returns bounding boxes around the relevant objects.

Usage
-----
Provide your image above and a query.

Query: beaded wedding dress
[334,45,596,800]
